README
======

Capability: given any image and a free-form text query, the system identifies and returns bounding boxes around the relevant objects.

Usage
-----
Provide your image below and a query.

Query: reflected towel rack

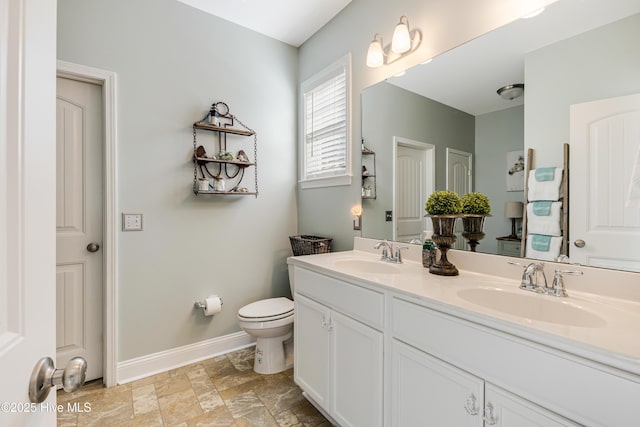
[521,143,569,258]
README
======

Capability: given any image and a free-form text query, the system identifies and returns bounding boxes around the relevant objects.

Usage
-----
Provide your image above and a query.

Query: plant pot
[428,215,460,276]
[462,215,487,252]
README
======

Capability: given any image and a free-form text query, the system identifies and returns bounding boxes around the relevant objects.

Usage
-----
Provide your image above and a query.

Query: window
[300,54,351,188]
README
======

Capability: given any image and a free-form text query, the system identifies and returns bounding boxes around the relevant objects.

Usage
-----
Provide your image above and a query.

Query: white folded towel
[526,202,562,236]
[527,168,562,201]
[525,234,562,261]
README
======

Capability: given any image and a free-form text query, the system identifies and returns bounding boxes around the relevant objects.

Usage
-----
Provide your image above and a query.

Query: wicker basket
[289,235,332,256]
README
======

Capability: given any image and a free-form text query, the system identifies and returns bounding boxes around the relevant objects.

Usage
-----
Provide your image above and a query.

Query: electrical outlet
[385,211,393,222]
[122,213,143,231]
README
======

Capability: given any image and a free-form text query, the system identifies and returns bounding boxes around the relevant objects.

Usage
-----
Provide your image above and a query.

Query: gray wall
[297,0,542,251]
[58,0,298,361]
[475,106,525,254]
[361,82,475,239]
[525,13,640,166]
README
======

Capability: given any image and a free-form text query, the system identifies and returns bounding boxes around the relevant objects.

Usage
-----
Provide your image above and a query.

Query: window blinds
[303,66,347,180]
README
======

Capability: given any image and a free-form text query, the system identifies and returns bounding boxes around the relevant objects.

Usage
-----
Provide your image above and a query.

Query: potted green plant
[424,190,462,276]
[425,190,463,216]
[460,192,491,252]
[461,192,491,215]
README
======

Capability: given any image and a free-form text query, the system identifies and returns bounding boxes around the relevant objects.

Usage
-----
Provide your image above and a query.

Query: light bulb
[391,16,411,54]
[366,34,384,68]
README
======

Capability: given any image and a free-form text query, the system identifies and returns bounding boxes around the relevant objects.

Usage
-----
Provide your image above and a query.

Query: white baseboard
[117,331,255,384]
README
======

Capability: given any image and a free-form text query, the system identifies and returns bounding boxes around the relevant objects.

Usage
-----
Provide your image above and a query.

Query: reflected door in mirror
[446,148,472,250]
[394,139,434,242]
[570,93,640,272]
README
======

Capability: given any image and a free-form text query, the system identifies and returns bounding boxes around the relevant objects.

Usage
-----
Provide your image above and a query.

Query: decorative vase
[428,215,460,276]
[461,215,487,252]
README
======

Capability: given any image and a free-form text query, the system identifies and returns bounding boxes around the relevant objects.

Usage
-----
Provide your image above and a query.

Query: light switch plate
[122,213,143,231]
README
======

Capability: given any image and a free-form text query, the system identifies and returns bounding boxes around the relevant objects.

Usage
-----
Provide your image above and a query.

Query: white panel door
[394,140,435,242]
[570,93,640,271]
[0,0,57,423]
[446,148,473,250]
[56,77,104,381]
[391,340,483,426]
[331,310,383,427]
[485,383,580,427]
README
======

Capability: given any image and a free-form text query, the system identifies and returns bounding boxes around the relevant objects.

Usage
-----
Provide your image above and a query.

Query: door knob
[86,242,100,252]
[574,239,586,248]
[29,357,87,403]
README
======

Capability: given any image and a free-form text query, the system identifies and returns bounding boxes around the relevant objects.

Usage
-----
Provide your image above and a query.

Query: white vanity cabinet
[294,294,331,409]
[392,339,484,426]
[293,267,384,427]
[484,383,580,427]
[290,250,640,427]
[391,295,637,426]
[392,339,578,426]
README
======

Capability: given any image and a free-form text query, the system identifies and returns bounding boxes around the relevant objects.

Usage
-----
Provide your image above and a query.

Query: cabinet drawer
[293,267,384,329]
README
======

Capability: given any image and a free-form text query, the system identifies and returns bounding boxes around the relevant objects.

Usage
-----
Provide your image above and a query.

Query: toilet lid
[238,297,294,320]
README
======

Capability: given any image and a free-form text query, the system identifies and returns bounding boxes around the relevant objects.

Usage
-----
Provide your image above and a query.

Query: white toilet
[237,296,294,374]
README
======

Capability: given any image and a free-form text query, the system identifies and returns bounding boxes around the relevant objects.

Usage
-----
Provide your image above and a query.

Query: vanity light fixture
[366,16,421,68]
[497,84,525,100]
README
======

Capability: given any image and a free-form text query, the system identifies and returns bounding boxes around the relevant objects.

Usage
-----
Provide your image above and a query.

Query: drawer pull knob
[484,402,498,425]
[321,315,332,331]
[464,393,479,415]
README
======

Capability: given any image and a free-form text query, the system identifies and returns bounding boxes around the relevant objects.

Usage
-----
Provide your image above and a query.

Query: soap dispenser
[422,231,436,268]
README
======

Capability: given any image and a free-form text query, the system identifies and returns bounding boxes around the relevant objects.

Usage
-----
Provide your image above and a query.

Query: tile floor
[57,347,330,427]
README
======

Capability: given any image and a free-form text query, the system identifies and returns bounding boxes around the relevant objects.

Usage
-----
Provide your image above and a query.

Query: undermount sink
[457,287,607,328]
[333,259,402,275]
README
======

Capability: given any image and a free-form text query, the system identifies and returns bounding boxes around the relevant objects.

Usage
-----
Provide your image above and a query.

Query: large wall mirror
[361,0,640,272]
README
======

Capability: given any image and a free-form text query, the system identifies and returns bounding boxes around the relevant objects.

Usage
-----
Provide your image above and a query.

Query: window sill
[299,175,352,189]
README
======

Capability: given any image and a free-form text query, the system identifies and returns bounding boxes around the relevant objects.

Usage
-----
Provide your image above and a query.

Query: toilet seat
[238,297,294,322]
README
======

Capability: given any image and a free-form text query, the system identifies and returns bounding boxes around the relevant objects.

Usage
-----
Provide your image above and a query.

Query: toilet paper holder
[194,295,223,312]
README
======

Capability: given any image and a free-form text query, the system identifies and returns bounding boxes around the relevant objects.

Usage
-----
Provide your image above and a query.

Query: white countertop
[287,242,640,377]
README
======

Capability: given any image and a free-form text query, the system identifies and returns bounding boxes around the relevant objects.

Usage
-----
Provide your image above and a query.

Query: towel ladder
[520,143,569,258]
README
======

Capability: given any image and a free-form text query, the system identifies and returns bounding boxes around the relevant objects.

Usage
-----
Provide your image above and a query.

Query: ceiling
[176,0,352,47]
[388,0,640,116]
[175,0,640,113]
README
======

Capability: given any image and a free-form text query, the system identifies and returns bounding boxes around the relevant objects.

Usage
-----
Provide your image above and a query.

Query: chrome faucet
[549,269,583,297]
[394,245,409,263]
[509,261,548,293]
[374,240,393,259]
[374,240,407,263]
[510,262,583,297]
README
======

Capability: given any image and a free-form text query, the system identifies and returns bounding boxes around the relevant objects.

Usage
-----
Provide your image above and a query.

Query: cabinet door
[484,383,580,427]
[331,310,383,427]
[392,340,484,427]
[294,294,331,408]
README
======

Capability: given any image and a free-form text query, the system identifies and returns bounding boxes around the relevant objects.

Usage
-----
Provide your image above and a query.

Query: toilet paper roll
[204,296,222,316]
